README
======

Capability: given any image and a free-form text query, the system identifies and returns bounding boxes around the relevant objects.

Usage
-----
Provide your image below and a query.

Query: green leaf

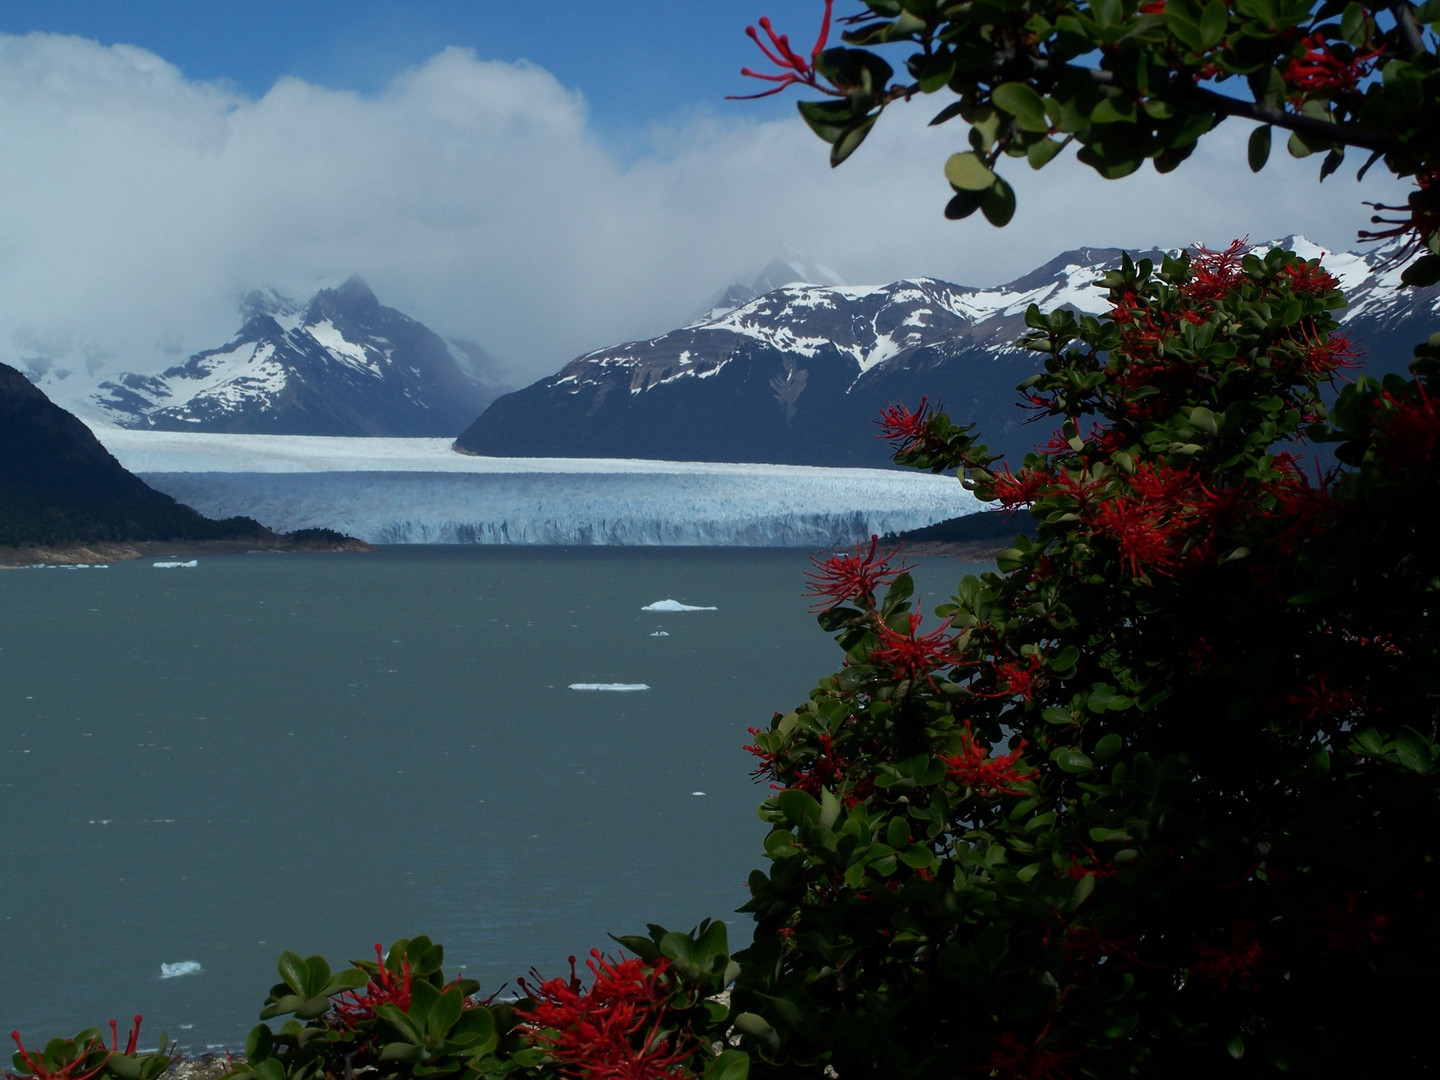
[796,99,856,145]
[1401,254,1440,287]
[887,816,911,848]
[244,1026,274,1063]
[777,788,821,825]
[981,177,1017,226]
[704,1050,751,1080]
[1341,2,1367,44]
[276,952,308,995]
[1093,732,1124,761]
[1199,0,1229,48]
[1286,130,1314,158]
[945,189,986,220]
[1027,136,1066,168]
[1247,125,1271,172]
[992,83,1049,132]
[1228,1034,1245,1060]
[1394,729,1431,774]
[1051,747,1095,773]
[831,115,878,167]
[944,151,998,191]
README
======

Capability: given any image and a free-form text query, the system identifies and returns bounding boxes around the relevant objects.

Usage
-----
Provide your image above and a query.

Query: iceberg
[569,683,650,692]
[153,560,198,569]
[160,961,203,979]
[642,599,718,612]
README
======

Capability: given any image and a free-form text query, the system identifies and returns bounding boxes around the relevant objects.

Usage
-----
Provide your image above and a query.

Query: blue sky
[0,2,1409,392]
[0,1,822,148]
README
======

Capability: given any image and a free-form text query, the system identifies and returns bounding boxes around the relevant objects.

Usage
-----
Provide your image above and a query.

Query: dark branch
[1387,1,1427,59]
[1188,86,1400,153]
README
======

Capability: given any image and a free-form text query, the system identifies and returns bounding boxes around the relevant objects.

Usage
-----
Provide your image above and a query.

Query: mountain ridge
[87,276,508,436]
[454,237,1439,466]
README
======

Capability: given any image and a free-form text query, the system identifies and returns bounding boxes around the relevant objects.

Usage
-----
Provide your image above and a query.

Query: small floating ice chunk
[153,560,198,569]
[649,631,670,637]
[160,961,203,979]
[569,683,651,692]
[641,599,717,612]
[691,791,706,796]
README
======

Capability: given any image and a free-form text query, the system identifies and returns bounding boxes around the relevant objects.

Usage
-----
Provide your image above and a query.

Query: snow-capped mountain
[690,253,849,323]
[454,238,1438,467]
[92,277,508,436]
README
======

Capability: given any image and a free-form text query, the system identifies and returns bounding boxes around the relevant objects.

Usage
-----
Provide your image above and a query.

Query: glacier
[137,468,981,546]
[95,429,983,546]
[88,429,985,547]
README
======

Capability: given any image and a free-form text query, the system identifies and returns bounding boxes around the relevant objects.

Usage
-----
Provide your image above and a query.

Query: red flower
[106,1019,142,1058]
[520,952,697,1080]
[1091,498,1182,577]
[731,0,839,99]
[941,721,1036,797]
[1373,378,1439,463]
[1267,453,1336,552]
[7,1018,144,1080]
[1282,32,1379,98]
[1188,923,1267,994]
[1281,670,1360,722]
[986,463,1046,510]
[875,396,932,452]
[1294,326,1361,375]
[744,727,875,804]
[1280,257,1340,295]
[988,1031,1076,1080]
[1360,168,1440,258]
[1064,845,1115,880]
[332,944,413,1028]
[804,533,910,610]
[978,652,1045,704]
[869,611,958,684]
[1185,238,1249,301]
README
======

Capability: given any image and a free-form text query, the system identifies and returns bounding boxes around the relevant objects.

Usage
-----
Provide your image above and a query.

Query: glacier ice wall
[139,469,982,547]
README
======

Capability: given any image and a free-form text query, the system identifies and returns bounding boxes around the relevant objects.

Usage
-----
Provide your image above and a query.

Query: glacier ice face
[136,466,982,547]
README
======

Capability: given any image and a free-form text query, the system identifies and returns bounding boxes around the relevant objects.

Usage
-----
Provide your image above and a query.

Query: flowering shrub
[203,926,743,1080]
[728,241,1440,1076]
[14,8,1440,1078]
[739,1,1440,284]
[7,1019,170,1080]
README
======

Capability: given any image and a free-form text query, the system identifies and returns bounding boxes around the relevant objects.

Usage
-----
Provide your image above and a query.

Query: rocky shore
[0,534,375,568]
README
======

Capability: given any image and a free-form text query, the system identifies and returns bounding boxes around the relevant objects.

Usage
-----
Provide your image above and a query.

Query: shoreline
[0,536,375,568]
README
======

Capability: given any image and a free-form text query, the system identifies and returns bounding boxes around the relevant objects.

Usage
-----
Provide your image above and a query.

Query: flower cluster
[520,952,698,1080]
[804,534,910,611]
[7,1018,144,1080]
[869,611,958,685]
[940,722,1036,798]
[875,396,933,452]
[731,0,838,99]
[1372,378,1439,464]
[1282,32,1380,99]
[331,944,413,1028]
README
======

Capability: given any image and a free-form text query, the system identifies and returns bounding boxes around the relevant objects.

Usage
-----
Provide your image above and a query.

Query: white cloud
[0,30,1409,394]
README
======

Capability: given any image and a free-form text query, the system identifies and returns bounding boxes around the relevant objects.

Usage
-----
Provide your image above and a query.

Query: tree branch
[1387,1,1427,59]
[1188,85,1400,153]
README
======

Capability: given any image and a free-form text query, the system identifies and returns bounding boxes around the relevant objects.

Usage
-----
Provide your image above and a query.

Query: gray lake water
[0,547,977,1051]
